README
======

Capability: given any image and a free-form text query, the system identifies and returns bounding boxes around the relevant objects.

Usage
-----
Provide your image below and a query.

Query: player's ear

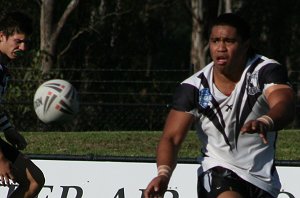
[242,39,251,55]
[242,38,249,47]
[0,31,5,42]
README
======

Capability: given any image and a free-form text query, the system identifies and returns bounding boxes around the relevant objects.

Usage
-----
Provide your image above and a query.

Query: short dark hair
[210,13,250,41]
[0,11,33,36]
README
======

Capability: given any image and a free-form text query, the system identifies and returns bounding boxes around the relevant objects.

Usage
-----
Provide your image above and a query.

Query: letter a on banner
[114,188,125,198]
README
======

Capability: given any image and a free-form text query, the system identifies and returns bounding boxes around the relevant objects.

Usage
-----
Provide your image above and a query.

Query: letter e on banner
[61,186,83,198]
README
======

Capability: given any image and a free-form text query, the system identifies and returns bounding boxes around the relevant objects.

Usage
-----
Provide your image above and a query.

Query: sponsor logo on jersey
[199,88,212,108]
[246,71,261,95]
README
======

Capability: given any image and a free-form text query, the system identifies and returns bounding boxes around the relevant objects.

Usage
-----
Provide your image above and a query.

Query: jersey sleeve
[172,83,198,112]
[0,113,12,131]
[260,63,290,85]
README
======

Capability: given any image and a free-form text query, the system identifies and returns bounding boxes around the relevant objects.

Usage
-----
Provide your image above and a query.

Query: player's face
[0,32,29,59]
[209,25,249,71]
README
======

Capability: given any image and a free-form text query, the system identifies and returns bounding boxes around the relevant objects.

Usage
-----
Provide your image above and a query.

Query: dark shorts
[0,138,20,162]
[197,166,275,198]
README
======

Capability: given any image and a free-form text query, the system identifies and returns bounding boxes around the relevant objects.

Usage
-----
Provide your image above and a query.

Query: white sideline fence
[0,157,299,198]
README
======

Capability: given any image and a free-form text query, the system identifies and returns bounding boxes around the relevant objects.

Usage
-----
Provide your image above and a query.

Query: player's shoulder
[259,55,280,65]
[181,62,214,86]
[252,54,280,68]
[245,54,282,75]
[254,55,288,77]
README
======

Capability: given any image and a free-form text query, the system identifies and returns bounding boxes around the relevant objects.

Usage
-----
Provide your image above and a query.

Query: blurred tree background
[1,0,299,131]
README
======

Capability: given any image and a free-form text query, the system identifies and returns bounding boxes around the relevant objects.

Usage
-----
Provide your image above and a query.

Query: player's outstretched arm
[144,110,194,198]
[4,127,27,150]
[0,113,27,150]
[263,84,295,130]
[241,84,295,144]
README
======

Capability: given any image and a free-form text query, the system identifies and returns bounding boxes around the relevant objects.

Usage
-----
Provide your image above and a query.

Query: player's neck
[213,69,242,96]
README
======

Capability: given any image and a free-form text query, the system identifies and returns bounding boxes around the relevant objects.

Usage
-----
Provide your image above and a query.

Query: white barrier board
[0,160,298,197]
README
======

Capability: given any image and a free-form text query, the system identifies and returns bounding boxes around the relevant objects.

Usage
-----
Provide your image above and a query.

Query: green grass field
[13,129,300,160]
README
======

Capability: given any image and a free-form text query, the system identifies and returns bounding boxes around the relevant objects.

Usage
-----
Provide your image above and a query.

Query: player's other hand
[240,120,268,144]
[0,155,15,186]
[144,175,169,198]
[4,127,28,150]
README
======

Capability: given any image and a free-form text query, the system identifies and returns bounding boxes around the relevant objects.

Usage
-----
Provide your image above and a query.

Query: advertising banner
[0,160,298,197]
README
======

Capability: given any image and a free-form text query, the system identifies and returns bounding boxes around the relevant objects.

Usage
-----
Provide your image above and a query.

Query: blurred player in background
[144,13,295,198]
[0,11,45,197]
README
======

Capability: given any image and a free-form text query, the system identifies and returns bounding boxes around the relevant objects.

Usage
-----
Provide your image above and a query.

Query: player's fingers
[251,120,261,131]
[144,185,162,198]
[144,185,155,198]
[259,133,268,144]
[240,121,252,133]
[150,192,163,198]
[150,186,161,197]
[241,120,258,134]
[0,175,4,186]
[258,122,268,144]
[8,172,15,183]
[241,120,269,144]
[1,175,10,186]
[258,131,268,144]
[5,175,11,186]
[6,164,16,183]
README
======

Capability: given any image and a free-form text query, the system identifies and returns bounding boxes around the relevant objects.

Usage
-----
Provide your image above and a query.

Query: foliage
[1,0,300,131]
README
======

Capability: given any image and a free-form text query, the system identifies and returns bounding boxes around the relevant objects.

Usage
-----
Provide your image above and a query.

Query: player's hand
[0,156,15,186]
[3,127,27,150]
[144,175,169,198]
[240,120,268,144]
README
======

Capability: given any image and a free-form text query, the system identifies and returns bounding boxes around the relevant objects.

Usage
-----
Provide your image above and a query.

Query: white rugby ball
[33,79,79,124]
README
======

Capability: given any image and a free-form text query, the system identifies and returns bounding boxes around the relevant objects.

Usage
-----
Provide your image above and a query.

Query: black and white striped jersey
[0,64,10,100]
[0,64,12,131]
[172,54,290,197]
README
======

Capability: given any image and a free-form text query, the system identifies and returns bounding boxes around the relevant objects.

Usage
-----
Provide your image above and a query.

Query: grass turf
[11,129,300,160]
